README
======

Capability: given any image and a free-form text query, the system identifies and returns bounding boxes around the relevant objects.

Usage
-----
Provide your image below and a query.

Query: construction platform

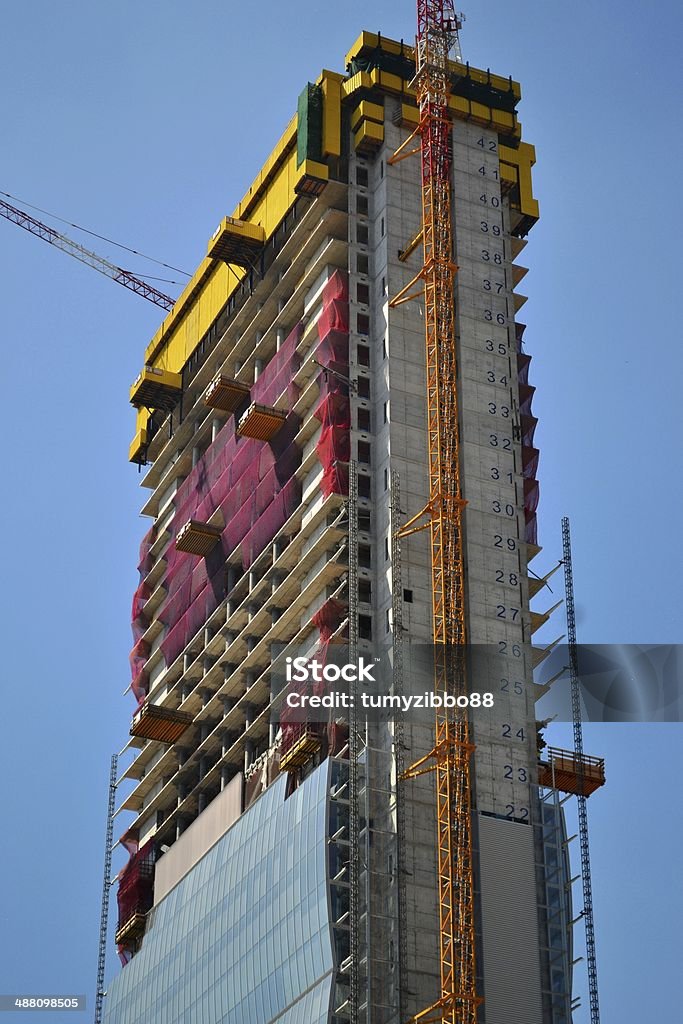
[204,374,251,414]
[130,701,193,744]
[130,366,182,411]
[207,217,265,267]
[237,403,287,441]
[280,728,322,772]
[175,519,222,556]
[115,912,147,947]
[538,747,606,797]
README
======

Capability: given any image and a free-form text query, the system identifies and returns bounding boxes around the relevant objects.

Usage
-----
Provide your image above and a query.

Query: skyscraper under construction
[102,22,604,1024]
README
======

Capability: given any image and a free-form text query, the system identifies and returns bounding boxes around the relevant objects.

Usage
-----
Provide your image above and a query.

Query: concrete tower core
[104,31,575,1024]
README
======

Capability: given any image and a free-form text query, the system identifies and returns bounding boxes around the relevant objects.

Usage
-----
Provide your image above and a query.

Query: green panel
[297,83,323,167]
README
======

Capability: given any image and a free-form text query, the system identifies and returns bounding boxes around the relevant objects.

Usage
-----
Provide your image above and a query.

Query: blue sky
[0,1,680,1020]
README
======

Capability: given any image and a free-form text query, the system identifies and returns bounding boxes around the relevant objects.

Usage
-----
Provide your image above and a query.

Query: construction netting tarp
[116,837,155,960]
[160,324,303,671]
[127,323,304,700]
[516,324,540,546]
[279,596,348,759]
[315,271,350,497]
[127,272,351,703]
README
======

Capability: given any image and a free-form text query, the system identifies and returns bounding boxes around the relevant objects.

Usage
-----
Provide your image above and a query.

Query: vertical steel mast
[561,517,601,1024]
[389,5,478,1022]
[94,755,118,1024]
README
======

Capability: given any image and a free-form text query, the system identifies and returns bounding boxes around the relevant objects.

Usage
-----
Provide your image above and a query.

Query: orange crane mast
[389,3,478,1022]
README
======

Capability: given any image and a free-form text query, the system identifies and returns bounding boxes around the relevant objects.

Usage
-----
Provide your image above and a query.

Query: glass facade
[540,794,574,1023]
[103,764,334,1024]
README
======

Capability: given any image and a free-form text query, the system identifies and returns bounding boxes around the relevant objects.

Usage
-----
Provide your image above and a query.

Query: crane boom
[0,198,175,310]
[389,4,478,1023]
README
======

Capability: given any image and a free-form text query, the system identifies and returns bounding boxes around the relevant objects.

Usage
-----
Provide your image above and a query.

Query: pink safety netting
[314,271,350,497]
[279,597,348,758]
[276,273,350,767]
[128,529,159,700]
[127,324,304,700]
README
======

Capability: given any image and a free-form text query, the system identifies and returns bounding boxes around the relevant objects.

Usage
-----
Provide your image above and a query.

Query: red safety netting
[315,271,350,497]
[516,326,540,546]
[515,322,526,351]
[519,383,535,417]
[116,837,155,960]
[521,414,538,448]
[128,324,304,698]
[517,352,532,386]
[279,597,348,758]
[522,446,540,480]
[524,479,540,515]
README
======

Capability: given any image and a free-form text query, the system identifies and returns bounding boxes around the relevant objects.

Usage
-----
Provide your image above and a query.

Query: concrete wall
[153,773,242,904]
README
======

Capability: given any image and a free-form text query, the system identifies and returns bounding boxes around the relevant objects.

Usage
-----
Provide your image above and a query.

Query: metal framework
[562,517,601,1024]
[391,470,408,1023]
[348,460,362,1023]
[0,199,175,310]
[94,754,118,1024]
[388,4,478,1022]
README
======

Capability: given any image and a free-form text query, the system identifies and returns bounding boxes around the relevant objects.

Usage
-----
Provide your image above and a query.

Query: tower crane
[388,4,478,1023]
[0,198,175,310]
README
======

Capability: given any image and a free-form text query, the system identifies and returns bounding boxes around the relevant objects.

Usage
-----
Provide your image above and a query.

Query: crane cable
[0,188,191,282]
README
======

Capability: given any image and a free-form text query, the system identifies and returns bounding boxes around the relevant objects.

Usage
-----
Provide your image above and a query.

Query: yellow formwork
[318,71,344,158]
[500,142,540,222]
[344,30,521,99]
[354,120,384,151]
[351,100,384,130]
[130,31,534,460]
[129,426,149,464]
[342,70,373,99]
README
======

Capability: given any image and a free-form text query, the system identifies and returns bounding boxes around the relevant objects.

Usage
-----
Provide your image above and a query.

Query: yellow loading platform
[130,701,193,744]
[204,374,251,413]
[115,912,147,947]
[175,519,222,556]
[293,159,329,198]
[130,366,182,411]
[207,216,265,267]
[280,728,322,773]
[538,747,606,797]
[237,403,287,441]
